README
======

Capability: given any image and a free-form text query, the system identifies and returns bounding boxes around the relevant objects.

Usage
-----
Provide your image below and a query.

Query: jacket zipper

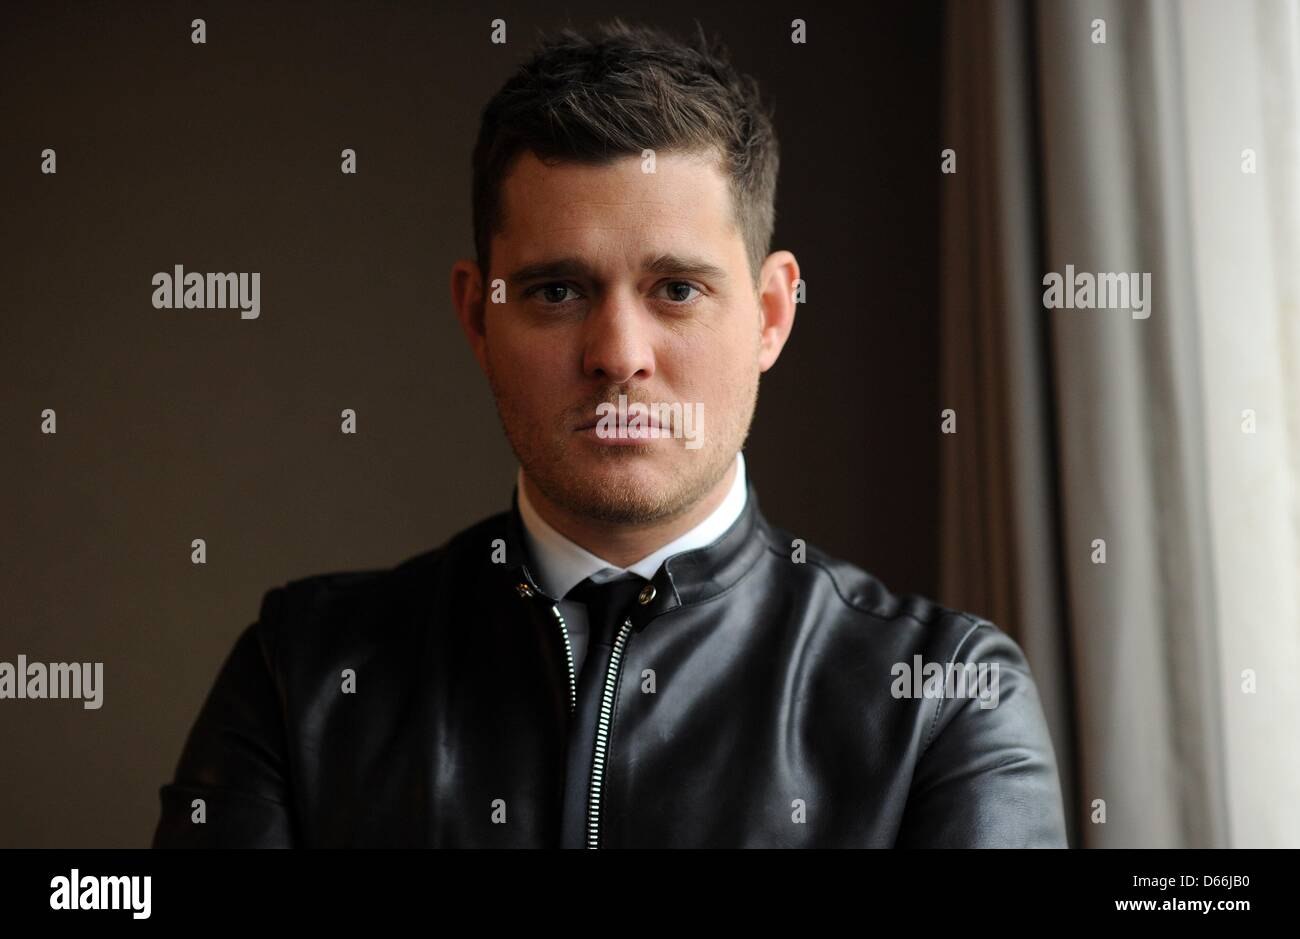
[549,605,577,714]
[585,616,634,849]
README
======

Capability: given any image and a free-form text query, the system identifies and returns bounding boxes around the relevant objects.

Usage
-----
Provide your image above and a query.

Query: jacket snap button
[516,582,534,598]
[638,584,656,605]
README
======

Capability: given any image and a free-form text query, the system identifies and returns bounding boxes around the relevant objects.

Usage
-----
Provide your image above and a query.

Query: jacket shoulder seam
[922,617,992,754]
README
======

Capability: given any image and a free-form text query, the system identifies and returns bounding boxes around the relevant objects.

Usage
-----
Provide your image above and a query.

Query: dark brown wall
[0,0,941,846]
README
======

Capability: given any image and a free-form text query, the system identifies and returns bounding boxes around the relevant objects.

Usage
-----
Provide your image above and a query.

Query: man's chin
[534,452,690,525]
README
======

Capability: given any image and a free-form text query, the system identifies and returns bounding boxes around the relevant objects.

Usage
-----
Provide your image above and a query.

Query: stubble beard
[485,359,758,527]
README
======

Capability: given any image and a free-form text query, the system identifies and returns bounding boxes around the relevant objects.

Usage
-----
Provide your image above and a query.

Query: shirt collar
[516,451,748,600]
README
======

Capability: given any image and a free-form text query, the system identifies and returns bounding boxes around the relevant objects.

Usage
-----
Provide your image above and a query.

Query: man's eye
[659,281,702,303]
[528,283,579,304]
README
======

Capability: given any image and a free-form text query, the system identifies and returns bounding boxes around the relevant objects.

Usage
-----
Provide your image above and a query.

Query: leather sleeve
[151,588,296,847]
[894,621,1068,847]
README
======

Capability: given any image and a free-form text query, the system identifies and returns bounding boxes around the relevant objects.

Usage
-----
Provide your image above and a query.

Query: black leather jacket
[152,478,1068,847]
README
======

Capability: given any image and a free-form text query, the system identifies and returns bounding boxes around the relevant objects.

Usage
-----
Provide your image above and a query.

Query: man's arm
[894,621,1068,847]
[152,588,296,847]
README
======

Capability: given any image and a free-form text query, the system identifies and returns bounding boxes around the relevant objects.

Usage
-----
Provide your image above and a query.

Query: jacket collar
[498,469,771,632]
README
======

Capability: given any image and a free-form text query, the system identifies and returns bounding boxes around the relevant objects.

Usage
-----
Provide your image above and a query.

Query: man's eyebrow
[642,253,729,281]
[505,253,729,287]
[505,258,594,287]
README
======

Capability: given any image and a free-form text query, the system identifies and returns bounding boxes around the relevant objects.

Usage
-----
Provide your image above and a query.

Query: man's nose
[580,293,656,383]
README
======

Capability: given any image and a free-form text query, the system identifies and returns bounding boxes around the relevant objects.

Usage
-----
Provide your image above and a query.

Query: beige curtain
[935,0,1300,847]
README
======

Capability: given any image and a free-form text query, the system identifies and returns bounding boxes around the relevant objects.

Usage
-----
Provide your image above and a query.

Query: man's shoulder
[762,521,1015,661]
[767,528,1050,777]
[249,509,512,655]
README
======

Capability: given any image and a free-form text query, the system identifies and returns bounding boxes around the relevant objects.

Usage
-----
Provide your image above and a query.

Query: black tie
[558,573,646,848]
[565,574,646,681]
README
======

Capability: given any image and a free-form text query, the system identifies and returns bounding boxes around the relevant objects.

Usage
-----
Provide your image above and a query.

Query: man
[152,19,1067,848]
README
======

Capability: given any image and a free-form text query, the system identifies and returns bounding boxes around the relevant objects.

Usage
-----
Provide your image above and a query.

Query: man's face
[462,149,784,526]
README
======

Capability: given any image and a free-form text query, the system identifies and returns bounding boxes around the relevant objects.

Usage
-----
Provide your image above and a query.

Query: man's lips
[575,410,664,431]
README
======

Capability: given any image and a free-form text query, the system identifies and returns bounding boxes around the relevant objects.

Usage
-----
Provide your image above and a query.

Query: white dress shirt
[516,451,748,677]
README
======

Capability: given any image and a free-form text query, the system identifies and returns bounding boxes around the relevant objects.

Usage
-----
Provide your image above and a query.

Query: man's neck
[520,458,739,570]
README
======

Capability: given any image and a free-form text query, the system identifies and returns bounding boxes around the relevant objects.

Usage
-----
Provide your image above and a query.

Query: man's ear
[450,258,489,374]
[756,250,800,372]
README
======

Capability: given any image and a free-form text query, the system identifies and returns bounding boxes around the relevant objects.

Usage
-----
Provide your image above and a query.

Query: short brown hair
[471,18,780,286]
